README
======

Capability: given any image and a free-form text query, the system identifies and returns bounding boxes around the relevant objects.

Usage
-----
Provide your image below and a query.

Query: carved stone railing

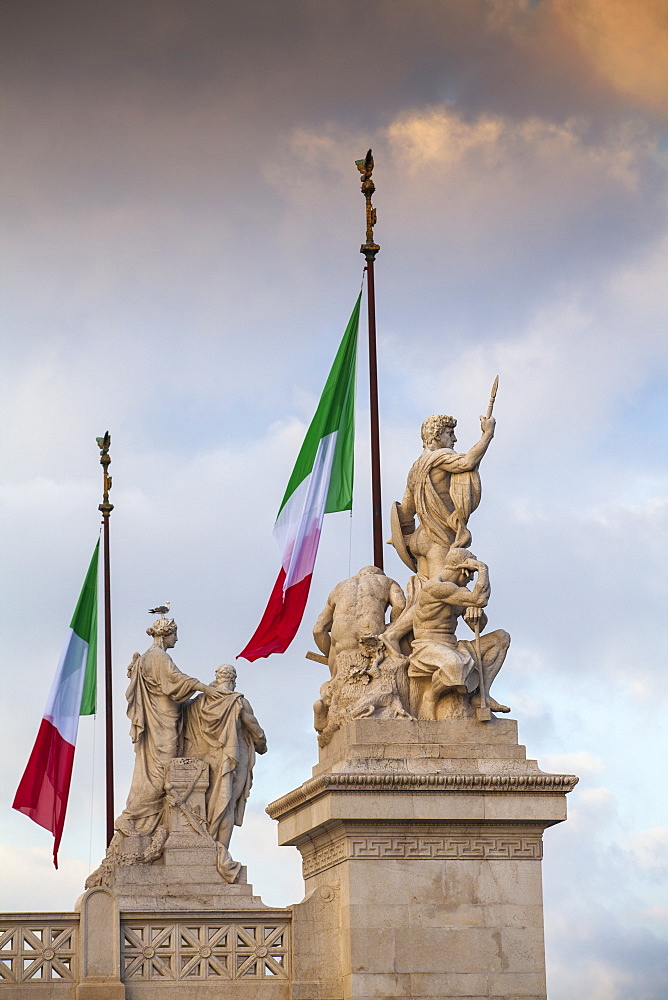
[121,914,290,982]
[0,910,291,997]
[0,913,78,988]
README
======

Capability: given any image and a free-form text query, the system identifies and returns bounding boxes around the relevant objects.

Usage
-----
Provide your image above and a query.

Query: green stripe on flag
[324,327,356,513]
[278,293,360,516]
[70,540,99,715]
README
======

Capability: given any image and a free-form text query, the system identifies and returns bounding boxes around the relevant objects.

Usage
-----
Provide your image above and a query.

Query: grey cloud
[7,0,663,125]
[5,0,665,449]
[2,4,666,995]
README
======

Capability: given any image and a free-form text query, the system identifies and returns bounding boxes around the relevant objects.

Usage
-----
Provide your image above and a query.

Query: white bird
[148,601,171,615]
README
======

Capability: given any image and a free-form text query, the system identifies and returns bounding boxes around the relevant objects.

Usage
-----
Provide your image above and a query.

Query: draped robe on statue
[182,690,264,848]
[401,449,482,550]
[116,647,203,837]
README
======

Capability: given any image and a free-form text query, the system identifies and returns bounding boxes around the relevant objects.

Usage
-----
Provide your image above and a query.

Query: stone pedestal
[74,758,276,999]
[95,758,265,911]
[108,838,260,911]
[268,718,577,1000]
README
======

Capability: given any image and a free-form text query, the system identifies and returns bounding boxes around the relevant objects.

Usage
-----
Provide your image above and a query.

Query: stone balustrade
[0,909,291,999]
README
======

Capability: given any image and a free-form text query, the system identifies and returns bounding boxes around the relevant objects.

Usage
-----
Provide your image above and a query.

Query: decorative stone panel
[0,916,78,984]
[121,917,289,981]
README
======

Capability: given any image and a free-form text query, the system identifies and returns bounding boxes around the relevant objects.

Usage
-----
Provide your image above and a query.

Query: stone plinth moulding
[268,718,578,1000]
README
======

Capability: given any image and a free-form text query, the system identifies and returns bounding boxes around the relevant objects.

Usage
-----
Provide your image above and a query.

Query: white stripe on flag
[274,431,338,589]
[43,629,90,746]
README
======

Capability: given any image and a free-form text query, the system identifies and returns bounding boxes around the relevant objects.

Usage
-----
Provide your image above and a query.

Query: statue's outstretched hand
[480,415,496,435]
[200,684,221,697]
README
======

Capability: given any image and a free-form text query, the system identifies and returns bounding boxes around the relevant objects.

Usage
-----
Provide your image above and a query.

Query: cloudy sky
[2,1,667,996]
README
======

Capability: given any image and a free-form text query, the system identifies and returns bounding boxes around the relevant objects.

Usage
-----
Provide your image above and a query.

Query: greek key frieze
[348,834,542,860]
[303,833,542,874]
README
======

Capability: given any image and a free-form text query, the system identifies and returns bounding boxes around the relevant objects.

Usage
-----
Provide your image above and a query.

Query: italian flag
[13,541,99,867]
[239,294,360,661]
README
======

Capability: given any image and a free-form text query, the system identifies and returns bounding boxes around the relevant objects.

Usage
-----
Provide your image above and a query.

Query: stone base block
[111,881,264,911]
[315,718,537,778]
[104,830,265,911]
[290,984,343,1000]
[76,984,126,1000]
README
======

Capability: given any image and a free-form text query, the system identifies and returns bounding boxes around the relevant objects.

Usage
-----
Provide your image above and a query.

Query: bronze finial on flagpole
[96,432,115,847]
[356,149,380,261]
[356,149,383,569]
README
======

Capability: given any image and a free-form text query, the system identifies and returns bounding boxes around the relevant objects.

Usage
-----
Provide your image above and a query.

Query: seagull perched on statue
[148,602,171,615]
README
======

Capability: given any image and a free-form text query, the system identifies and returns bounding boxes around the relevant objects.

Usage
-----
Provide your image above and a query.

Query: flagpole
[96,432,115,846]
[356,149,383,570]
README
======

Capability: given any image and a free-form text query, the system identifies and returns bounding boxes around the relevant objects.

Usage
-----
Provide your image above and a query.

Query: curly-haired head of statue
[147,617,178,639]
[421,414,457,448]
[214,663,237,691]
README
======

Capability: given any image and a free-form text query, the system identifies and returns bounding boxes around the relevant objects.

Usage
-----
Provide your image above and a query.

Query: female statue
[116,617,217,838]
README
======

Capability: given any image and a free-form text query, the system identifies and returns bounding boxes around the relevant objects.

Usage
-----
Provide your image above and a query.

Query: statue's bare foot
[471,693,510,713]
[488,697,510,713]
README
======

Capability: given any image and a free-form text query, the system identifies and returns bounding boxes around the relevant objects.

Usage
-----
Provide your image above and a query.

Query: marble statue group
[116,621,266,847]
[88,619,266,886]
[88,404,510,885]
[312,409,511,744]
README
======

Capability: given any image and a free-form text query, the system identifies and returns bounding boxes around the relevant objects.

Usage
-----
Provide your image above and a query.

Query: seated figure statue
[311,565,407,738]
[383,549,510,719]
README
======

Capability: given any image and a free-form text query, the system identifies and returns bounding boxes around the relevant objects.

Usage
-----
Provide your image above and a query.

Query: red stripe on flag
[238,568,312,662]
[12,718,76,868]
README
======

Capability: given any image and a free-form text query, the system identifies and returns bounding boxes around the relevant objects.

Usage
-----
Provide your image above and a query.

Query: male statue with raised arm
[391,413,496,573]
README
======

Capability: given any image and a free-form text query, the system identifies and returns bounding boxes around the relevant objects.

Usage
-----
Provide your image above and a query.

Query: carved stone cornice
[266,771,579,820]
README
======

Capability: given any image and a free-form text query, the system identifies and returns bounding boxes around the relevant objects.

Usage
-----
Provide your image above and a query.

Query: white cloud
[0,844,89,913]
[543,784,668,1000]
[541,751,604,775]
[630,828,668,872]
